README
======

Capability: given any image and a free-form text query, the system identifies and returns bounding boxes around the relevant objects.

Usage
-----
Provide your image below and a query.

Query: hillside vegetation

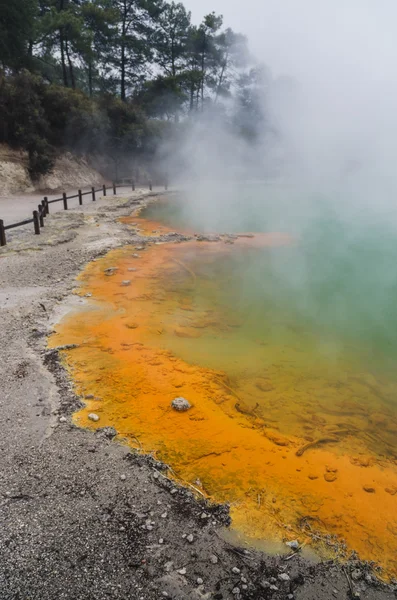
[0,0,266,181]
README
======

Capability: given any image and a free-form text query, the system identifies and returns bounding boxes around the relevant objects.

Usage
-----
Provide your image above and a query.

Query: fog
[156,2,397,365]
[176,0,397,223]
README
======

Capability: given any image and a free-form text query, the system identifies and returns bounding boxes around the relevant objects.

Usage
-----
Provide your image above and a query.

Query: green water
[142,187,397,375]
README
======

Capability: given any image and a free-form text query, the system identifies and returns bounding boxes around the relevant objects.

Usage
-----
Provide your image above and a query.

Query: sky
[183,0,397,83]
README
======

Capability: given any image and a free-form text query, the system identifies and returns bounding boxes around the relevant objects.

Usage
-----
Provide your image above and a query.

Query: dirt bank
[0,144,104,195]
[0,190,395,600]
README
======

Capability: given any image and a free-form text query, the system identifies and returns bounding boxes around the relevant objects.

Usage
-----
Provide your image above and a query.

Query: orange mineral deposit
[50,234,397,579]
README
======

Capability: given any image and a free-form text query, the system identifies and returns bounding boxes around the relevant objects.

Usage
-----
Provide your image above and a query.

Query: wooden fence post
[132,180,135,191]
[78,189,83,205]
[0,219,6,246]
[44,196,49,214]
[63,192,68,210]
[149,181,152,191]
[33,211,40,235]
[41,199,46,217]
[103,184,107,196]
[92,187,96,202]
[113,182,116,195]
[38,205,44,227]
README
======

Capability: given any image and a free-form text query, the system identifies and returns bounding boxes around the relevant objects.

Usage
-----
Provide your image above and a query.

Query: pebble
[260,581,270,589]
[363,486,375,493]
[197,578,203,585]
[159,538,164,544]
[120,474,126,481]
[161,512,168,519]
[201,512,209,519]
[351,569,362,581]
[286,540,299,549]
[170,489,177,495]
[209,554,218,564]
[178,568,187,575]
[121,280,131,286]
[171,397,191,412]
[59,416,67,423]
[232,567,241,574]
[270,585,279,591]
[88,413,100,422]
[232,588,240,595]
[186,534,194,543]
[279,573,290,582]
[162,593,168,598]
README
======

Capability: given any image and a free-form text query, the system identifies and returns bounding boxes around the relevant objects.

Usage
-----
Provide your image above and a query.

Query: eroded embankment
[50,214,397,580]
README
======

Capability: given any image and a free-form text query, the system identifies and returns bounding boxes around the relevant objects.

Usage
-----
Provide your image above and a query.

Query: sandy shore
[0,190,395,600]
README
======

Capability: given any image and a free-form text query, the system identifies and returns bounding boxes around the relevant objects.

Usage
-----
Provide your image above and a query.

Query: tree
[234,65,269,143]
[212,28,249,103]
[0,0,37,70]
[109,0,163,101]
[153,2,191,77]
[79,0,118,97]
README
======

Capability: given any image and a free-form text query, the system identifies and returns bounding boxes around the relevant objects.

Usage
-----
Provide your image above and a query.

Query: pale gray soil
[0,190,395,600]
[0,184,160,225]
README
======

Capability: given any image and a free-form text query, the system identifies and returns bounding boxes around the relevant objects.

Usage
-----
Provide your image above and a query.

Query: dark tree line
[0,0,268,178]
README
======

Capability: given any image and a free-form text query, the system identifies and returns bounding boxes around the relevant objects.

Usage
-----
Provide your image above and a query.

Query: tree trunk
[59,30,68,87]
[65,38,75,89]
[121,41,126,101]
[189,83,194,112]
[120,1,127,101]
[88,59,93,98]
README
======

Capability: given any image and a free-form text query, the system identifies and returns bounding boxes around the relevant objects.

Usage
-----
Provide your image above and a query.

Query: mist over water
[156,1,397,385]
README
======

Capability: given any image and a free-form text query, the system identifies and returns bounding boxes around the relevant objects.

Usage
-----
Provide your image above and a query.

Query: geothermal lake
[52,186,397,577]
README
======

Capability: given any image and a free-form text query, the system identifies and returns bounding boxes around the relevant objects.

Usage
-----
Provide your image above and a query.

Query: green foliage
[0,0,260,179]
[0,0,37,69]
[0,71,55,177]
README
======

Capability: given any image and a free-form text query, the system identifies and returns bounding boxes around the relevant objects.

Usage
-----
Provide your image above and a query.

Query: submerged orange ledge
[50,228,397,578]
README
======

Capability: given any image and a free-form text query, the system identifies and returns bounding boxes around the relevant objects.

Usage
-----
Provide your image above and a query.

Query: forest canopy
[0,0,268,178]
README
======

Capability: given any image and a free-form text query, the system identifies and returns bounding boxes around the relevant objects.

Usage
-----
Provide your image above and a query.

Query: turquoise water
[141,186,397,374]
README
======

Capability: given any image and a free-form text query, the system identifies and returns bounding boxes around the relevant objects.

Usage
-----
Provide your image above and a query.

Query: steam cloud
[158,1,397,366]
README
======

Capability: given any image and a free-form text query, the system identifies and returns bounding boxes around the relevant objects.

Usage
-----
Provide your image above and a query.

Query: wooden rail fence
[0,179,167,247]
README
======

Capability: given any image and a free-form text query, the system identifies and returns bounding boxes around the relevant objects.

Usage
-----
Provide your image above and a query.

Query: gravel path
[0,190,395,600]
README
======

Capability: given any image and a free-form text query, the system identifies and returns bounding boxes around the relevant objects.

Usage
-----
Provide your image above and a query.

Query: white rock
[88,413,100,422]
[178,568,187,575]
[121,280,131,286]
[120,474,126,481]
[232,567,241,574]
[209,554,218,564]
[171,397,191,412]
[59,416,67,423]
[187,534,194,543]
[197,578,203,585]
[278,573,290,582]
[286,540,299,550]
